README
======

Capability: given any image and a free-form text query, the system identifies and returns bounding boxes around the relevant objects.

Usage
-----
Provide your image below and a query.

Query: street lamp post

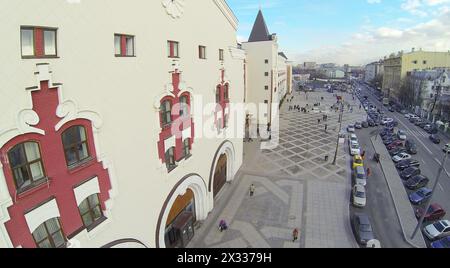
[411,151,449,240]
[333,102,345,165]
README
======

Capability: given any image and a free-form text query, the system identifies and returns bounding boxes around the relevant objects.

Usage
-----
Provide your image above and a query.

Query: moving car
[415,204,446,222]
[389,106,395,112]
[409,188,433,205]
[352,155,364,170]
[431,237,450,248]
[350,141,361,156]
[423,220,450,241]
[425,125,439,134]
[352,214,375,246]
[397,130,407,141]
[444,144,450,154]
[396,159,420,170]
[405,140,418,155]
[400,167,421,181]
[405,175,429,190]
[354,166,367,186]
[381,118,394,125]
[393,153,412,163]
[352,184,367,208]
[430,135,441,144]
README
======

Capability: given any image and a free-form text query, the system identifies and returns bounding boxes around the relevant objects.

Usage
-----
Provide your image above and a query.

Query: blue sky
[226,0,450,65]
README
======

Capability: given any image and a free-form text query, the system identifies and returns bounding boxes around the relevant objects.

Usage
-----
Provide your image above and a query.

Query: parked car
[400,167,421,181]
[381,118,394,125]
[406,140,418,155]
[430,135,441,144]
[352,155,364,170]
[415,203,446,222]
[393,153,412,163]
[405,175,429,190]
[349,134,358,145]
[362,121,369,128]
[396,159,420,170]
[397,130,407,141]
[352,184,367,208]
[347,125,356,133]
[355,122,363,129]
[423,220,450,241]
[425,125,439,134]
[350,141,361,156]
[383,138,396,145]
[443,144,450,154]
[389,147,408,157]
[368,119,375,127]
[389,106,395,112]
[431,237,450,248]
[409,188,433,205]
[418,121,428,128]
[387,140,404,151]
[352,214,375,246]
[414,119,424,126]
[354,166,367,186]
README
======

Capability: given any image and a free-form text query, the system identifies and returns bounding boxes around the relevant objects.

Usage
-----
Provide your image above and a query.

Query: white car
[350,141,361,156]
[405,114,413,119]
[381,118,394,125]
[347,125,356,133]
[423,220,450,241]
[397,130,407,141]
[392,153,412,163]
[353,184,367,208]
[349,134,358,145]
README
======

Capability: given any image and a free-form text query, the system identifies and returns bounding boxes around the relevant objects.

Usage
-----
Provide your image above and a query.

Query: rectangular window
[423,60,427,64]
[265,86,269,90]
[114,34,135,57]
[219,49,224,61]
[21,26,57,58]
[168,41,179,58]
[265,72,269,76]
[265,59,269,64]
[264,100,269,104]
[199,46,206,59]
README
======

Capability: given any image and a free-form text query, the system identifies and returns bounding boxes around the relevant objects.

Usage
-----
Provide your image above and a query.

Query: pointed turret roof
[248,10,271,42]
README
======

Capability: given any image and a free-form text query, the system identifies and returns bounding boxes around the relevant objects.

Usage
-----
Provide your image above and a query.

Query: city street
[359,83,450,247]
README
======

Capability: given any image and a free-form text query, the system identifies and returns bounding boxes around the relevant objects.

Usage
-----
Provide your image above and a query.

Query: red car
[387,140,404,150]
[415,204,446,222]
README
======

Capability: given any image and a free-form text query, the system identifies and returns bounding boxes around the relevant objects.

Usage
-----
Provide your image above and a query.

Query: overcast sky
[226,0,450,66]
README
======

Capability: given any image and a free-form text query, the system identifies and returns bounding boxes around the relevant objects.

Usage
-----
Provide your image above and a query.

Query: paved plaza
[189,90,366,248]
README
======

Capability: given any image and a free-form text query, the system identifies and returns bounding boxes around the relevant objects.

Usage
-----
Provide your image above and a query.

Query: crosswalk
[403,129,431,139]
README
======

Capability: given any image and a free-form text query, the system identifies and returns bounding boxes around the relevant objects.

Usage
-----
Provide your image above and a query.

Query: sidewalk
[188,90,359,248]
[371,136,427,248]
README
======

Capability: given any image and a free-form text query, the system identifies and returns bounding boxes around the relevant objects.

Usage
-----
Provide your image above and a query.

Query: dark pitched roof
[278,52,288,60]
[248,10,271,42]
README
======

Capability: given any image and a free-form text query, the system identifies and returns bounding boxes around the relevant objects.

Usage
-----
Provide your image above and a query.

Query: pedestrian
[293,228,299,242]
[318,119,321,124]
[367,167,371,177]
[257,126,260,137]
[219,220,228,232]
[325,124,328,132]
[249,184,256,197]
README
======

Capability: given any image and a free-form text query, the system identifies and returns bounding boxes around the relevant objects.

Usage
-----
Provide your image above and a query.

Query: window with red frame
[21,26,57,58]
[216,86,221,103]
[179,95,189,117]
[114,34,135,57]
[167,41,179,58]
[182,138,191,158]
[32,217,66,248]
[8,141,46,192]
[165,147,176,172]
[224,84,229,102]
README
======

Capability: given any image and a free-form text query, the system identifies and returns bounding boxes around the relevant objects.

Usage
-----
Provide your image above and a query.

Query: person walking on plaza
[249,184,256,197]
[325,124,328,133]
[367,167,371,177]
[219,220,228,232]
[293,228,299,242]
[361,150,366,160]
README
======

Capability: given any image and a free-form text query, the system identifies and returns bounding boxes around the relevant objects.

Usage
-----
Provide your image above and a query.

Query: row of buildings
[0,1,291,248]
[364,49,450,123]
[296,62,363,81]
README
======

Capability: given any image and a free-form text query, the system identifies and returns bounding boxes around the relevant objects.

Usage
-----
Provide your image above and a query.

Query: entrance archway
[156,174,209,248]
[213,154,227,197]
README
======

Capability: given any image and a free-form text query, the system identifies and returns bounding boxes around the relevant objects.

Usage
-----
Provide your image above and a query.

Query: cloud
[367,0,381,4]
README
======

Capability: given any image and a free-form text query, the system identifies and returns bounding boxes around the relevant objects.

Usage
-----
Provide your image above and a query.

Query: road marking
[438,183,444,192]
[435,158,442,165]
[396,116,434,155]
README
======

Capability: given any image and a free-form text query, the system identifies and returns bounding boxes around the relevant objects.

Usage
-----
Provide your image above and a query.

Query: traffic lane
[356,128,408,248]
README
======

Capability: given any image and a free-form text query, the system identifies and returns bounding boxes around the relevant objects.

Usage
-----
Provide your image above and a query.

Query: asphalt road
[358,82,450,246]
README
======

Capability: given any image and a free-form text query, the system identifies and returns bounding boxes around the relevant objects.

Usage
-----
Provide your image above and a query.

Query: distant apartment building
[242,10,292,127]
[383,49,450,100]
[364,61,383,83]
[325,69,345,79]
[302,62,317,69]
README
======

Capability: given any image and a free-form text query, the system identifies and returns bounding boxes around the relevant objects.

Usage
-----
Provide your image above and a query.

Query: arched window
[8,141,45,191]
[216,86,221,104]
[183,138,191,158]
[78,194,104,230]
[165,147,176,171]
[179,95,189,117]
[62,126,90,167]
[161,100,173,126]
[32,217,66,248]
